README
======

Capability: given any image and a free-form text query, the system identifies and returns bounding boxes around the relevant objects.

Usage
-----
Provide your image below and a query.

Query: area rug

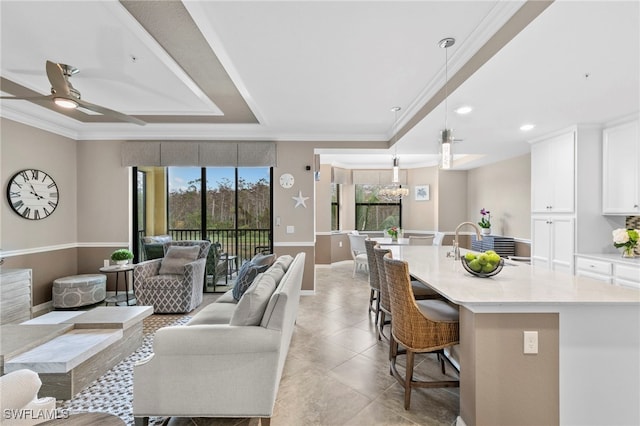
[57,314,191,426]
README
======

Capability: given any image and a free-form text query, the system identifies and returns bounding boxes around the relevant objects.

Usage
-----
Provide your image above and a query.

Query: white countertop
[391,246,640,307]
[575,252,640,266]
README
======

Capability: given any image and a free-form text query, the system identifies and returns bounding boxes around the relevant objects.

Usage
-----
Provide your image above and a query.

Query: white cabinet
[575,257,612,283]
[602,119,640,215]
[614,264,640,289]
[532,217,574,273]
[531,131,575,213]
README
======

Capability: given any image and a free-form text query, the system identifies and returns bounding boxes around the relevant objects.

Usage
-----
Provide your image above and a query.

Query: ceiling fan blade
[77,99,146,126]
[0,95,50,100]
[45,60,71,96]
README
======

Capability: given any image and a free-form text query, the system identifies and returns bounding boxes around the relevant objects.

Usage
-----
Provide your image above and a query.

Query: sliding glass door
[133,166,272,265]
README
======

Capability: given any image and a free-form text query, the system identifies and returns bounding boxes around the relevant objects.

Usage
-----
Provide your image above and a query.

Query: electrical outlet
[286,226,295,234]
[524,331,538,354]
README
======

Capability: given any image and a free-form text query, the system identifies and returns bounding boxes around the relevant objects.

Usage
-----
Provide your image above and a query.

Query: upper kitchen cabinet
[602,119,640,215]
[531,130,575,213]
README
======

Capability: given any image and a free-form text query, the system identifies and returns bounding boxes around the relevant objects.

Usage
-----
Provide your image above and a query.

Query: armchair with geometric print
[134,240,211,313]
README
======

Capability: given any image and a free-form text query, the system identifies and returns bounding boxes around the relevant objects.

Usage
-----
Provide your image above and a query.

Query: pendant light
[379,106,409,202]
[439,37,455,169]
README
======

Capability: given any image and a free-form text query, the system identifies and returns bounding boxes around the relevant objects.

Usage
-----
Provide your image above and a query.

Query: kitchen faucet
[452,222,482,260]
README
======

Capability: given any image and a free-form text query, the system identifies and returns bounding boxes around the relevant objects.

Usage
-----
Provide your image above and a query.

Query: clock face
[279,173,295,189]
[6,169,59,220]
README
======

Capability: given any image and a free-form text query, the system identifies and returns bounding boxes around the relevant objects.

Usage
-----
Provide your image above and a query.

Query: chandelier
[379,182,409,202]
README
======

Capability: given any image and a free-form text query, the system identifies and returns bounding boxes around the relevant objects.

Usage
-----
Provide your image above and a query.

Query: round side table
[99,264,135,306]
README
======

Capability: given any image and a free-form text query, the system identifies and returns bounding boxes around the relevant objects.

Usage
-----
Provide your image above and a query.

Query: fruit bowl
[460,252,504,278]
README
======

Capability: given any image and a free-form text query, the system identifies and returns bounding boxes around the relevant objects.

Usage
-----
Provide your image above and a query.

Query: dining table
[388,245,640,426]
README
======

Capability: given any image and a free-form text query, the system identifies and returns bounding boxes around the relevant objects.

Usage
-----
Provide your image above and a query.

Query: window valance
[352,169,407,185]
[121,141,277,167]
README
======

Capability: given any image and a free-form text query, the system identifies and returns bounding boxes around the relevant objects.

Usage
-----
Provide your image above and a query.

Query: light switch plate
[524,331,538,354]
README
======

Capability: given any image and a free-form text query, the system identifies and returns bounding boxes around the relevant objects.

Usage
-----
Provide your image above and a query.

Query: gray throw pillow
[250,253,276,267]
[230,273,278,326]
[158,245,200,275]
[232,262,269,301]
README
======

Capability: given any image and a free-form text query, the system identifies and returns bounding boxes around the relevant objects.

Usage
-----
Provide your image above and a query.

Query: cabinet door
[531,132,575,213]
[602,120,639,214]
[531,142,552,213]
[550,217,574,273]
[531,217,551,267]
[551,133,575,213]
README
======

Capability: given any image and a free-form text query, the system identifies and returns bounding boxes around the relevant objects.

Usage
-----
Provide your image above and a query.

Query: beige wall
[403,166,437,231]
[437,170,469,232]
[466,154,531,239]
[460,308,559,426]
[77,140,129,243]
[315,164,332,233]
[1,119,78,250]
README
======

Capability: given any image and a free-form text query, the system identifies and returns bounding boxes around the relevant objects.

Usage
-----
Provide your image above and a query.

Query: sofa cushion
[216,289,237,303]
[187,302,237,325]
[158,245,200,275]
[232,262,269,301]
[230,273,278,326]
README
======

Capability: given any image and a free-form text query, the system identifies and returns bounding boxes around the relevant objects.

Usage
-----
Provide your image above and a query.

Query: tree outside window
[355,184,401,231]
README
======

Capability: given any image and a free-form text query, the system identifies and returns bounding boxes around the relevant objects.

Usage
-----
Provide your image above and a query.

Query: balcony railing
[168,228,271,264]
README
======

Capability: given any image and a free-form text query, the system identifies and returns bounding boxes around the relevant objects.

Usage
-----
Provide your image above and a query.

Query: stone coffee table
[4,306,153,399]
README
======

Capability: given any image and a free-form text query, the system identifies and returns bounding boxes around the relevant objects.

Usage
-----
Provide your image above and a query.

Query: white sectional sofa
[133,253,305,426]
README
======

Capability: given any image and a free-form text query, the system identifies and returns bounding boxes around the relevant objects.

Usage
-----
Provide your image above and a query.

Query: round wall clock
[279,173,295,189]
[6,169,59,220]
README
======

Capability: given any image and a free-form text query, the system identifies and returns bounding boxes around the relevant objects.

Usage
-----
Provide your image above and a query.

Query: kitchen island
[391,246,640,426]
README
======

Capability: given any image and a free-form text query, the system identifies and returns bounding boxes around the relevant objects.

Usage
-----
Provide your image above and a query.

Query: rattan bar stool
[374,246,393,342]
[364,239,380,325]
[383,254,460,410]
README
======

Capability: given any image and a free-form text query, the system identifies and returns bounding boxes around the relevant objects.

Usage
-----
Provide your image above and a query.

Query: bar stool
[382,254,460,410]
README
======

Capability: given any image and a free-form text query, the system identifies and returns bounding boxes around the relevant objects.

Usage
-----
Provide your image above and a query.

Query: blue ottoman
[53,274,107,308]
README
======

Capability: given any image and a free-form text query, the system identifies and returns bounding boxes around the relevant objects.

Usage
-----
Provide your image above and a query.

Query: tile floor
[167,261,460,426]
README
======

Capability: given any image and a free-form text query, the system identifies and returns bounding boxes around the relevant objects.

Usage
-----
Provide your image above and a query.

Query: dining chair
[382,254,460,410]
[364,239,381,325]
[374,246,393,342]
[432,232,446,246]
[348,233,369,277]
[408,235,434,245]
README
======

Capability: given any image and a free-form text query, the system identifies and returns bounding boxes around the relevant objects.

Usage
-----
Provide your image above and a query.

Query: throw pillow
[232,262,269,301]
[230,273,278,326]
[250,253,277,268]
[158,245,200,275]
[272,255,294,272]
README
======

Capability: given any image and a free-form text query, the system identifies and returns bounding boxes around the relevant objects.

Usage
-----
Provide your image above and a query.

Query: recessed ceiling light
[455,106,473,115]
[520,124,535,131]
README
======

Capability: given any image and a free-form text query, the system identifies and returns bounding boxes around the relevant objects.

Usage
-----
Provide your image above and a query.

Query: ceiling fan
[1,60,145,126]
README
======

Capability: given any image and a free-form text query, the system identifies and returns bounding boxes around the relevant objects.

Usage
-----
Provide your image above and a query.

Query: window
[331,183,340,231]
[135,167,272,260]
[355,184,401,231]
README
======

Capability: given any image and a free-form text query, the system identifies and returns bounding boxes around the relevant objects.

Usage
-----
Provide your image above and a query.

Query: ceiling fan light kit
[1,60,145,126]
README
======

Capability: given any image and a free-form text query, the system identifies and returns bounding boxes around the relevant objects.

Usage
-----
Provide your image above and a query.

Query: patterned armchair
[134,240,210,313]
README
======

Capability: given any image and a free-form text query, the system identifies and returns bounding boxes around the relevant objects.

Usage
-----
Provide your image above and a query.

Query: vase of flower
[387,226,399,242]
[613,228,639,259]
[622,246,636,258]
[478,208,491,236]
